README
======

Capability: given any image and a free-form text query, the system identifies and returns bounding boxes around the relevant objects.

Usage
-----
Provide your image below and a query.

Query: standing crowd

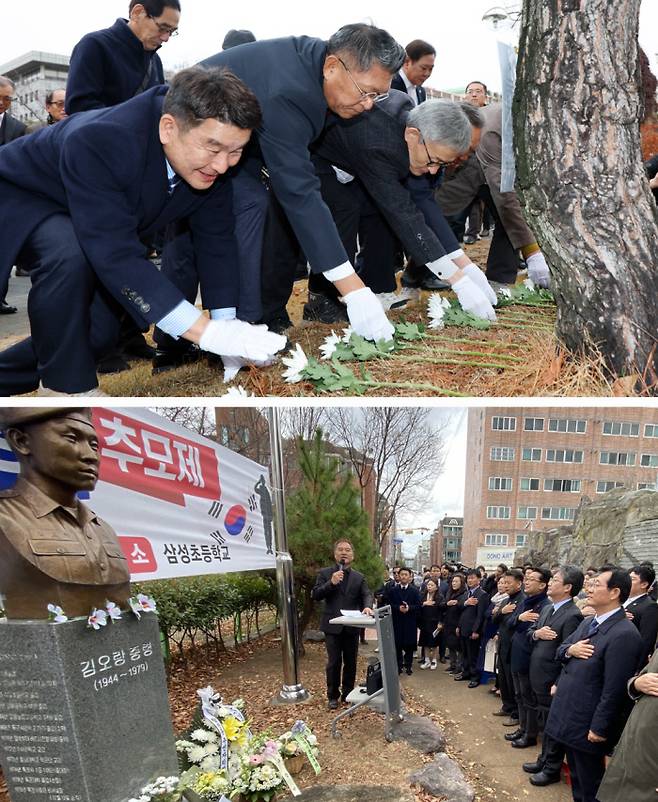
[312,539,658,802]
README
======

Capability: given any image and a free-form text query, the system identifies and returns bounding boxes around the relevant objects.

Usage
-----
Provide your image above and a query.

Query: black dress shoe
[261,312,293,335]
[327,699,339,710]
[302,292,348,324]
[522,761,543,774]
[97,351,131,374]
[405,668,413,675]
[453,674,469,681]
[400,267,450,291]
[529,771,560,787]
[0,301,17,314]
[152,343,201,374]
[439,657,447,664]
[467,680,479,688]
[504,729,525,741]
[511,736,538,749]
[122,332,156,360]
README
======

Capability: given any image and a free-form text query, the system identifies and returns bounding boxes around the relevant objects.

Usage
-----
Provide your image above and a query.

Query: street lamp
[482,4,522,31]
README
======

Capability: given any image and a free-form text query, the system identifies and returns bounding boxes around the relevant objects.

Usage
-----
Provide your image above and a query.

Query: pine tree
[286,430,385,634]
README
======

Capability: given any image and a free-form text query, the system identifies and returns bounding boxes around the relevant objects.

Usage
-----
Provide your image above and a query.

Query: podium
[328,604,402,740]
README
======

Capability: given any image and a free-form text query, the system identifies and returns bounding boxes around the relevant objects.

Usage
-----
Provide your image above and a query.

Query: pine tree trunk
[514,0,658,383]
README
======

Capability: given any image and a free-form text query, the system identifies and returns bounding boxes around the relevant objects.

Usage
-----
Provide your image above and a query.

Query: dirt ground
[0,629,574,802]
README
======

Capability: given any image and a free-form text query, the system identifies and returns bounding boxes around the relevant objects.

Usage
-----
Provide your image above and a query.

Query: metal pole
[267,407,310,704]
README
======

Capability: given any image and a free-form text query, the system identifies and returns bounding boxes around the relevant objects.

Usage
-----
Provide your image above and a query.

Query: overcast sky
[4,1,658,93]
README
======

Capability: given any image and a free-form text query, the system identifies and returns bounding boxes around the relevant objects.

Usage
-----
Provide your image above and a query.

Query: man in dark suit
[492,568,525,724]
[544,568,643,802]
[390,39,435,107]
[311,539,373,710]
[454,568,489,686]
[0,76,26,315]
[387,566,422,674]
[155,23,406,369]
[66,0,178,114]
[523,565,584,786]
[0,68,285,396]
[310,93,496,320]
[624,564,658,669]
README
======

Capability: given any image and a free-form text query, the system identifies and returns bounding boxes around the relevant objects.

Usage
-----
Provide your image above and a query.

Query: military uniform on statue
[311,539,373,710]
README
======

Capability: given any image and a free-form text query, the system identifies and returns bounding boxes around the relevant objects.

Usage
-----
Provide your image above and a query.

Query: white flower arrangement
[281,343,309,383]
[128,775,179,802]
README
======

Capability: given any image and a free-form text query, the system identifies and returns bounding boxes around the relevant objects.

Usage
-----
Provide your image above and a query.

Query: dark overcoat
[528,599,583,696]
[388,582,421,647]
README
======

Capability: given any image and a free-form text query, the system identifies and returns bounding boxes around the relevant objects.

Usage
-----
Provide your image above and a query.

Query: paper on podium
[329,611,375,627]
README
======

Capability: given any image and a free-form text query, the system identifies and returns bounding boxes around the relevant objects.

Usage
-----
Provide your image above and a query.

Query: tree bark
[514,0,658,383]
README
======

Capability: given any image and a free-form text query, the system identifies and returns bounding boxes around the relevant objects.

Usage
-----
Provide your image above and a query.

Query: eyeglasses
[337,56,388,104]
[48,100,65,108]
[147,14,179,36]
[422,141,450,168]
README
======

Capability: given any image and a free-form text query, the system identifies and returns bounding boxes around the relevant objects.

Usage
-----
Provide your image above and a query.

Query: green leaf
[394,322,424,341]
[442,305,492,330]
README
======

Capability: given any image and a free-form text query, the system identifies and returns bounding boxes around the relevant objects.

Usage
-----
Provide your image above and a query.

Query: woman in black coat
[418,578,444,670]
[442,573,468,673]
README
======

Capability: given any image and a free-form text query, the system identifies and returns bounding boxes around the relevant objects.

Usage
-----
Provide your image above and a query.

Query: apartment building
[430,516,464,565]
[0,51,69,124]
[462,407,658,565]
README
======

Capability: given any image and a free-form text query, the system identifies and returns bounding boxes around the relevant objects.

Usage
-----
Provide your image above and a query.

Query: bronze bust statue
[0,407,131,619]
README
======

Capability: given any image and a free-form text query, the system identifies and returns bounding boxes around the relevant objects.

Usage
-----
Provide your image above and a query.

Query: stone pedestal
[0,614,178,802]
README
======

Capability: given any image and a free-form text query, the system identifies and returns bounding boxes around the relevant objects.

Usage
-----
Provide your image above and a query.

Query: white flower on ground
[319,330,341,360]
[497,287,512,298]
[523,277,536,290]
[427,294,450,329]
[47,604,68,623]
[87,608,107,630]
[281,343,308,383]
[223,385,253,397]
[105,601,122,621]
[341,326,354,343]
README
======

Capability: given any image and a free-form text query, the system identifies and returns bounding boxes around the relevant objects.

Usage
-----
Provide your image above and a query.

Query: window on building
[543,478,581,492]
[492,416,516,431]
[524,417,544,431]
[599,451,636,466]
[546,448,584,463]
[541,507,577,520]
[517,506,537,519]
[602,420,639,437]
[520,477,540,491]
[219,425,230,446]
[638,482,657,490]
[644,423,658,438]
[486,506,511,519]
[488,476,513,491]
[596,480,625,493]
[521,448,542,462]
[515,534,528,547]
[490,446,515,461]
[548,418,587,434]
[484,534,509,546]
[640,454,658,468]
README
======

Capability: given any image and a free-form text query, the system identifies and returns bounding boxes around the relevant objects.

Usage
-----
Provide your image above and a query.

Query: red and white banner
[86,408,275,580]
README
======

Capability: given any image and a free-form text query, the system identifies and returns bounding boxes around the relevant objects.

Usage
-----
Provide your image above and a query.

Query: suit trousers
[324,631,359,701]
[534,695,565,776]
[460,635,481,679]
[511,671,539,737]
[0,214,122,394]
[564,746,606,802]
[497,652,517,717]
[396,643,415,672]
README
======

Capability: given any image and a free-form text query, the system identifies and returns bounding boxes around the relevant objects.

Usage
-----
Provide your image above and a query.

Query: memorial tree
[514,0,658,385]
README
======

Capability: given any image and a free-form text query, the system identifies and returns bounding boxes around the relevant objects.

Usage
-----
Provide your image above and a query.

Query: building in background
[462,407,658,565]
[0,52,69,125]
[431,515,464,565]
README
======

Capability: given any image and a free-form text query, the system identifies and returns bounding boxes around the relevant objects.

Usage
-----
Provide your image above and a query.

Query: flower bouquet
[277,722,319,776]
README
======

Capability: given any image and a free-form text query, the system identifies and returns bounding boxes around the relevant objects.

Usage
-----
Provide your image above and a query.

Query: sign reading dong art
[0,408,275,579]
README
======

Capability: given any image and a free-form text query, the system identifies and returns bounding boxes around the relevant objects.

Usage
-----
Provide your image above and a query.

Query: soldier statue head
[0,408,131,620]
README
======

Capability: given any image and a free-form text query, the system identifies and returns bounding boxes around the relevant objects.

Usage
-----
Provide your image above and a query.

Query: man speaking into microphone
[312,539,373,710]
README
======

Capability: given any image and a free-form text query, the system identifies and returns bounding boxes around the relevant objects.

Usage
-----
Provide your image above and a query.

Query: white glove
[452,276,497,322]
[462,263,497,306]
[343,286,395,342]
[526,251,551,288]
[199,319,286,362]
[221,354,276,383]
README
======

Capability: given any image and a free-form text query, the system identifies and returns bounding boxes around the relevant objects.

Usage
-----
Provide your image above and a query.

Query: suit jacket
[0,86,238,324]
[66,18,165,114]
[545,609,643,754]
[528,598,583,694]
[0,113,26,146]
[495,589,526,662]
[391,72,426,104]
[311,89,459,266]
[510,592,551,674]
[201,37,349,273]
[311,565,372,635]
[388,582,422,646]
[597,648,658,802]
[625,594,658,669]
[458,585,489,636]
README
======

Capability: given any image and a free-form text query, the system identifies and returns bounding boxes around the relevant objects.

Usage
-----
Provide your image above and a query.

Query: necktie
[168,174,180,195]
[586,618,599,637]
[416,86,423,104]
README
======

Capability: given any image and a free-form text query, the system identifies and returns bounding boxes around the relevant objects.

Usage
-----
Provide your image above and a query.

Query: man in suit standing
[492,568,525,725]
[387,566,422,675]
[624,564,658,669]
[544,568,643,802]
[390,39,435,106]
[522,566,584,786]
[311,539,373,710]
[454,568,489,686]
[0,68,286,396]
[0,76,26,315]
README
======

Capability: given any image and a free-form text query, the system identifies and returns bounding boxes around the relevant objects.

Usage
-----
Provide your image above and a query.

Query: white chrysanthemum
[497,287,512,298]
[200,755,222,772]
[341,326,354,343]
[204,742,219,756]
[281,343,308,383]
[223,385,253,397]
[427,293,450,329]
[188,745,207,763]
[191,728,213,742]
[319,330,341,360]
